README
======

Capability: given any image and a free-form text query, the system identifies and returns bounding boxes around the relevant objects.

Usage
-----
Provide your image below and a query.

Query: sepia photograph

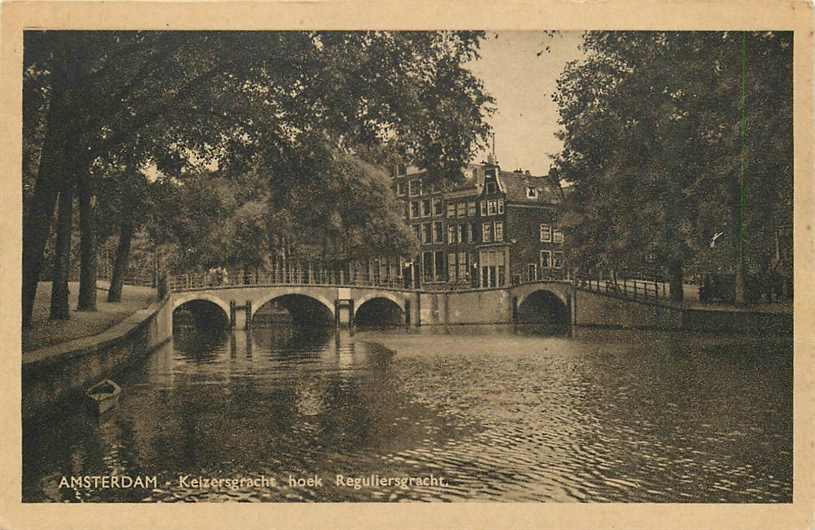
[3,1,813,528]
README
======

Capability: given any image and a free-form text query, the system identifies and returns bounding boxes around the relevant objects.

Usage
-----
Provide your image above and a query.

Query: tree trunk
[734,31,749,306]
[108,222,133,302]
[49,188,74,320]
[668,259,684,304]
[77,172,97,311]
[22,46,85,327]
[22,100,66,328]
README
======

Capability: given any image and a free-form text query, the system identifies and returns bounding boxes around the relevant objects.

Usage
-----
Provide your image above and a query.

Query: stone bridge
[158,277,684,334]
[168,284,418,329]
[161,279,579,330]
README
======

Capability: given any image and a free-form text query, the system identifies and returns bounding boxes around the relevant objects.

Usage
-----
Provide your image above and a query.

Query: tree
[93,164,152,302]
[22,31,494,326]
[76,171,98,310]
[551,31,792,302]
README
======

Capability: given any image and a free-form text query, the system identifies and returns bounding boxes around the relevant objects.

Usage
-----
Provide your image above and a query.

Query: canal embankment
[23,281,157,352]
[22,282,170,419]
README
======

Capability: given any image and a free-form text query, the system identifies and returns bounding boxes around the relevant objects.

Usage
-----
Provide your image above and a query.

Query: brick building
[391,156,568,288]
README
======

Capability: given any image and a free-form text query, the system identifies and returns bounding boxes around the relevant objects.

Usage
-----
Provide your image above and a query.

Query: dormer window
[486,182,496,194]
[526,186,538,199]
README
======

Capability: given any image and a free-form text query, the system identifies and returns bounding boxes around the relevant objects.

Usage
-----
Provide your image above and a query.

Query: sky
[465,31,586,176]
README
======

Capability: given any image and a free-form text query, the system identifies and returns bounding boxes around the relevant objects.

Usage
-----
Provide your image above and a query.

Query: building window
[540,250,552,269]
[457,224,464,243]
[487,199,497,215]
[430,181,438,194]
[539,223,552,242]
[447,202,457,218]
[423,251,433,280]
[422,223,431,244]
[467,201,477,217]
[433,198,444,216]
[434,221,444,243]
[526,186,538,199]
[412,225,421,241]
[448,224,457,244]
[553,228,564,243]
[486,181,496,194]
[494,221,504,241]
[497,198,504,214]
[448,252,457,281]
[553,251,564,269]
[421,199,431,218]
[480,200,487,216]
[527,263,538,281]
[481,250,498,288]
[469,222,477,243]
[457,251,467,279]
[396,163,407,176]
[497,250,506,287]
[403,203,410,219]
[410,201,420,219]
[434,251,445,280]
[482,222,492,242]
[409,179,421,196]
[457,202,467,217]
[396,181,406,196]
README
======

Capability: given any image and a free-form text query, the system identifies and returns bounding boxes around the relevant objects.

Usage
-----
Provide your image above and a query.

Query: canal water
[23,324,792,503]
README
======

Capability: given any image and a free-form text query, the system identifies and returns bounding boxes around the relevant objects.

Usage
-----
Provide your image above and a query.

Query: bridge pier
[512,296,519,323]
[230,300,252,330]
[335,298,354,329]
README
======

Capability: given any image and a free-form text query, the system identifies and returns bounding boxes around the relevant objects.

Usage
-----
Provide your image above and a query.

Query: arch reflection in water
[250,324,334,358]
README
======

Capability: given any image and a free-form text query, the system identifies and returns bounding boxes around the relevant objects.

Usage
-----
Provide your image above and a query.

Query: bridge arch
[354,294,405,327]
[252,292,335,327]
[515,285,569,309]
[516,288,570,326]
[353,292,405,317]
[172,293,231,328]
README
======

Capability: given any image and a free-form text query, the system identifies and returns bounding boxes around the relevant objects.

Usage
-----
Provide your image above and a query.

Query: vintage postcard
[1,1,812,529]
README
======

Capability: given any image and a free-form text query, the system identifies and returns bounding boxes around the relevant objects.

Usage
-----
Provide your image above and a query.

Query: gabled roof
[392,163,564,204]
[498,171,562,205]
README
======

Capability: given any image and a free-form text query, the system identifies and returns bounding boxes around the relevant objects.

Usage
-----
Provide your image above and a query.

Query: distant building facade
[391,156,568,288]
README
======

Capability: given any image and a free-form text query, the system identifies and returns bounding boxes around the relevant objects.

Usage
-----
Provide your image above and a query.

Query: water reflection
[22,324,792,503]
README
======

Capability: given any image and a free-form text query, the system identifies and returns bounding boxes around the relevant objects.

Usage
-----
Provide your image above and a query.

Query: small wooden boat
[85,379,122,415]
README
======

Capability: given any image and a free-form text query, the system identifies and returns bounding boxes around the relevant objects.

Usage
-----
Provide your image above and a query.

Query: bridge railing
[574,276,668,301]
[58,269,158,288]
[166,269,410,292]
